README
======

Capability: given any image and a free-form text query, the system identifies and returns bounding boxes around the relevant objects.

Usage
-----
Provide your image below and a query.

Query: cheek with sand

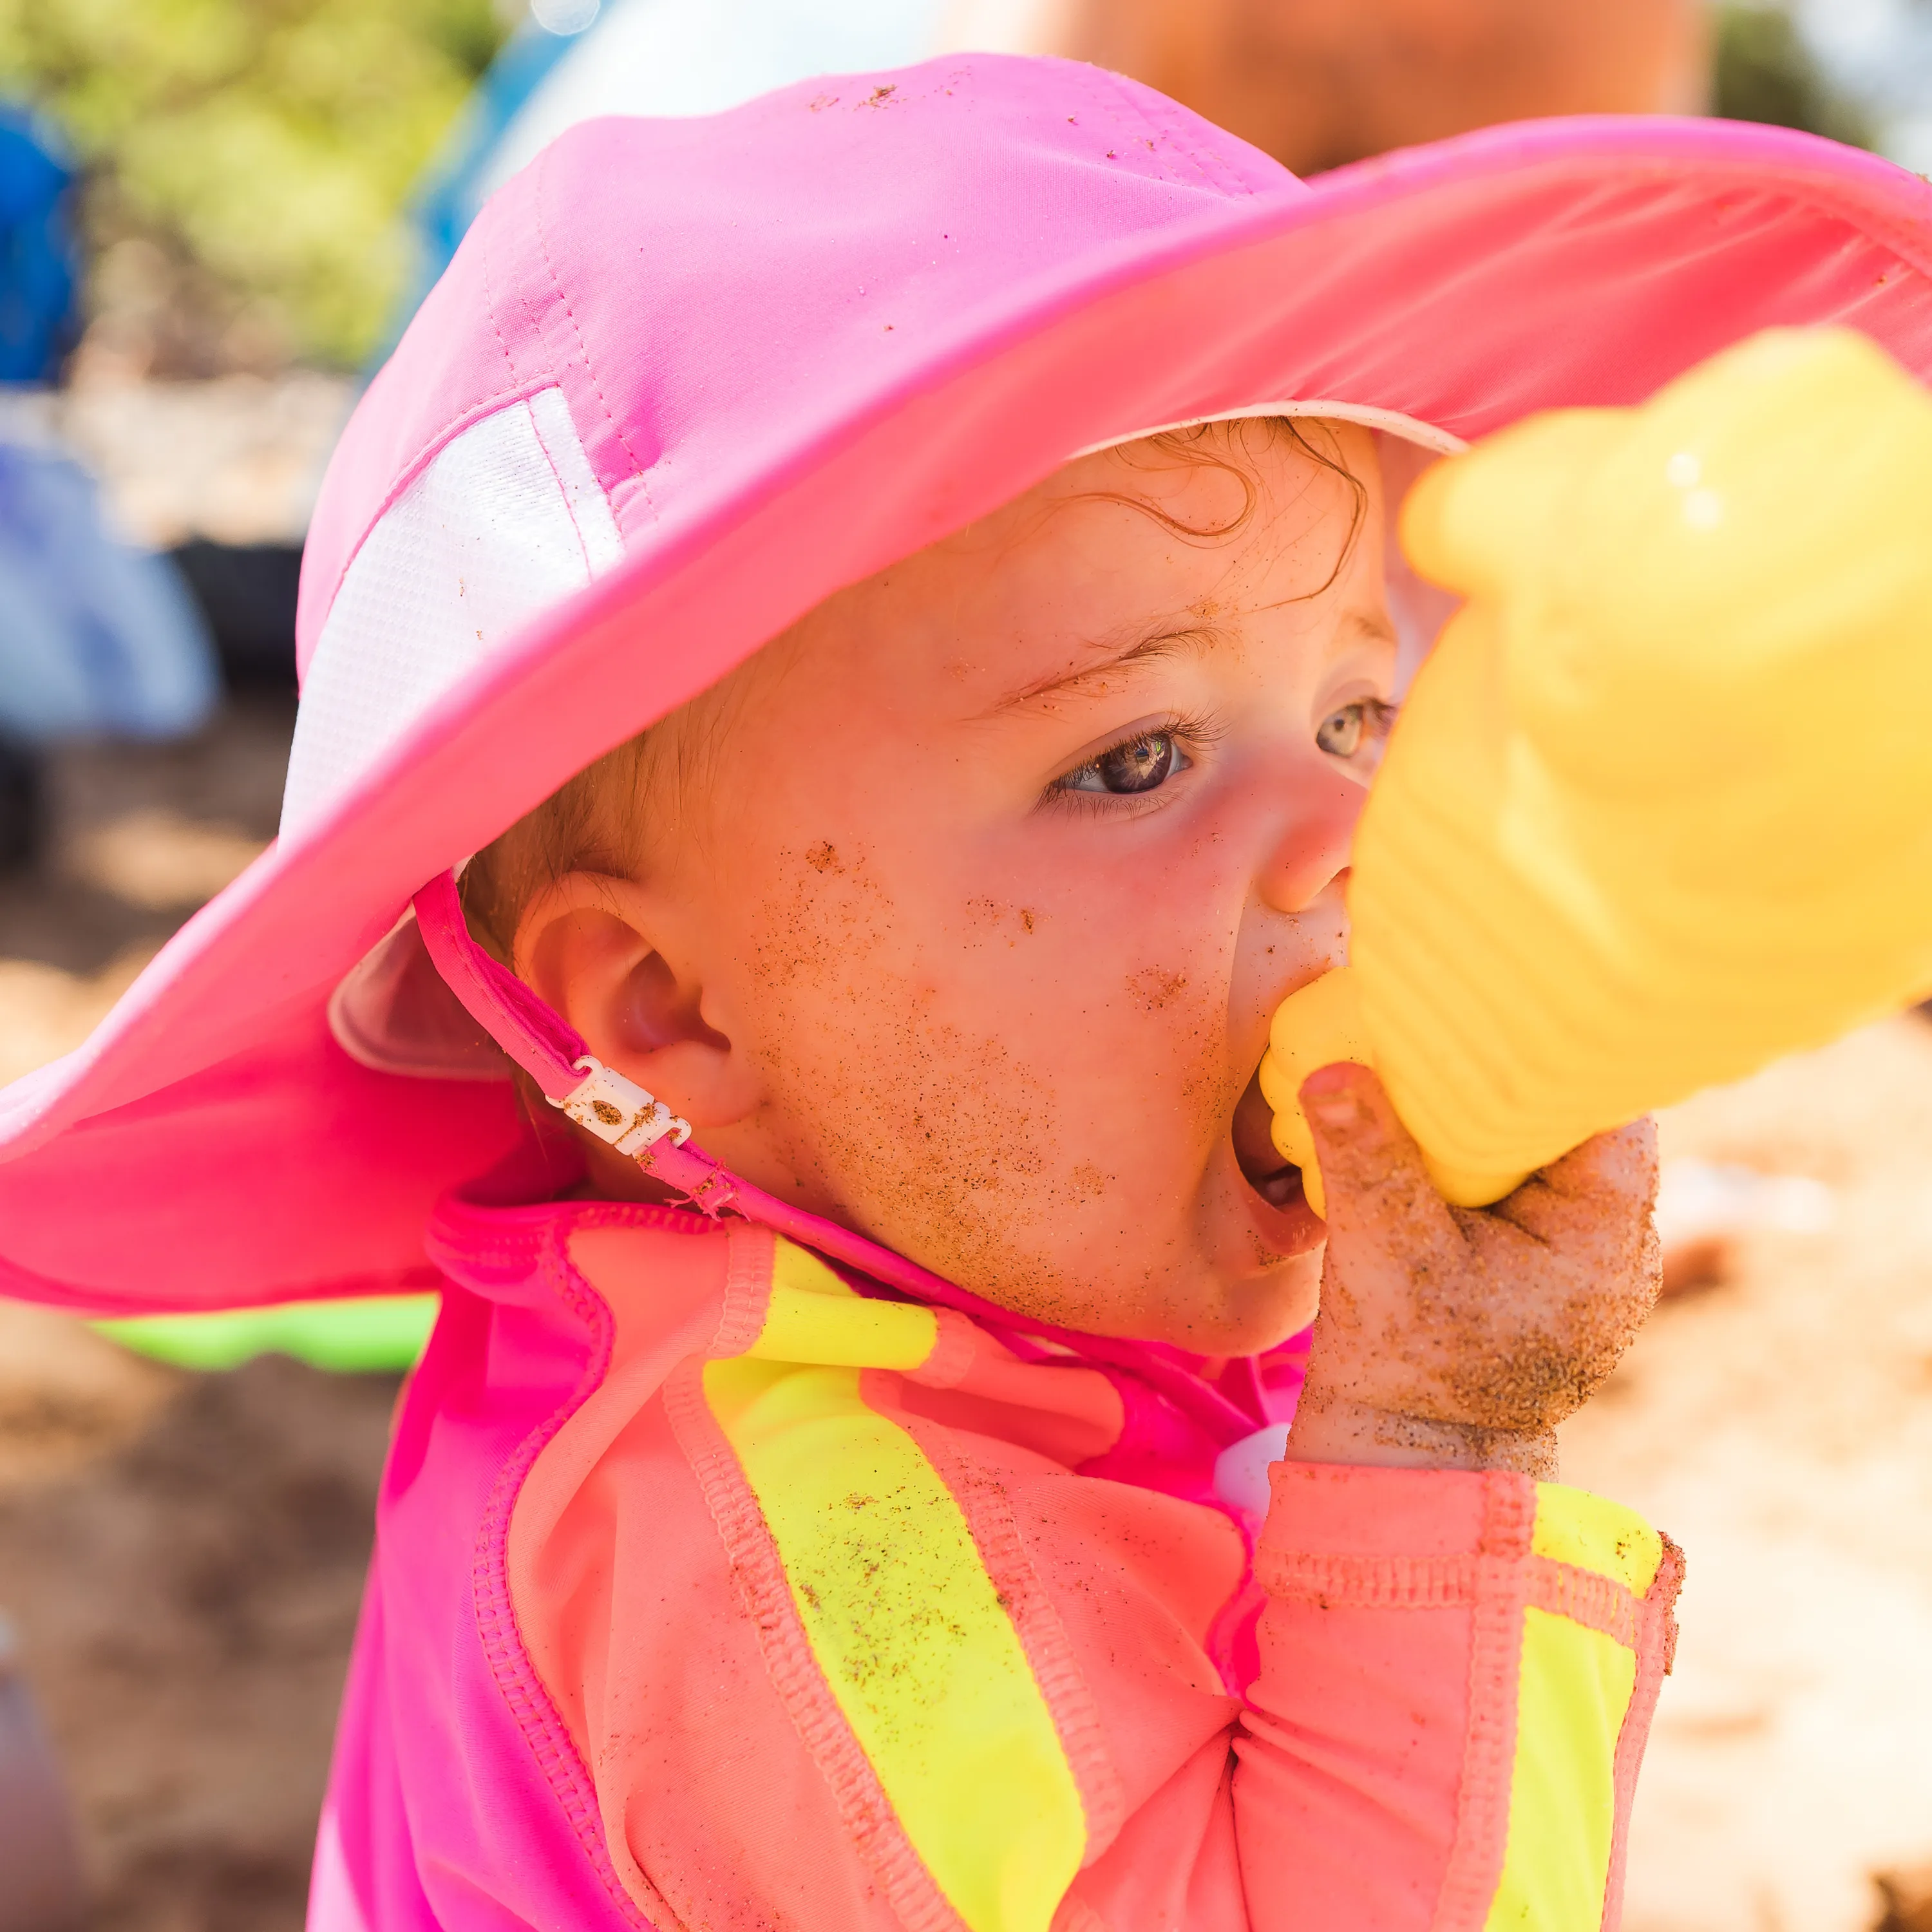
[743,836,1084,1310]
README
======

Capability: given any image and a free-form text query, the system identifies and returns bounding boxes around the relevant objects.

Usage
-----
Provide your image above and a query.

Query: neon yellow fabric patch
[705,1241,1084,1932]
[748,1240,939,1370]
[1483,1607,1634,1931]
[1530,1482,1663,1597]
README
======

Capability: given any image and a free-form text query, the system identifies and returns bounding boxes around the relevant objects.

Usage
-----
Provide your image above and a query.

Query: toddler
[5,51,1931,1932]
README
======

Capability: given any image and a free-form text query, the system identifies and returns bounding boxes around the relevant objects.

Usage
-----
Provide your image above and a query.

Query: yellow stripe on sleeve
[747,1240,940,1370]
[705,1239,1084,1932]
[1485,1484,1654,1931]
[1529,1482,1663,1598]
[1484,1608,1634,1930]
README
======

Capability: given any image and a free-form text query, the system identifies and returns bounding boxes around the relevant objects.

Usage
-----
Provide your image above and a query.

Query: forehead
[956,417,1379,567]
[681,418,1397,769]
[825,419,1384,659]
[656,421,1399,823]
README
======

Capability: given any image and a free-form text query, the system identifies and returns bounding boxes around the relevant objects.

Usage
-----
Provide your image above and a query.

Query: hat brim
[5,112,1931,1311]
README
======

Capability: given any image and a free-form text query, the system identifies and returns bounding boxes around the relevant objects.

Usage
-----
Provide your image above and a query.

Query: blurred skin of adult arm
[972,0,1707,175]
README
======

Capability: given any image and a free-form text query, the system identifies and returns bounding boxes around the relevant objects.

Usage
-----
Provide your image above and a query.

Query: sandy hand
[1283,1061,1659,1478]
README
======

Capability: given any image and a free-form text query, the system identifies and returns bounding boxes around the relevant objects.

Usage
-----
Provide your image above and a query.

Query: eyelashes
[1039,693,1396,817]
[1059,729,1188,795]
[1314,696,1399,762]
[1043,712,1221,810]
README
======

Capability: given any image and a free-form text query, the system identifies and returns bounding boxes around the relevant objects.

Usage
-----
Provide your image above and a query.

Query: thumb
[1301,1061,1459,1253]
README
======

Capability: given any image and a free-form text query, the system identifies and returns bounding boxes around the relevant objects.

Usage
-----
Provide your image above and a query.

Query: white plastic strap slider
[551,1056,692,1157]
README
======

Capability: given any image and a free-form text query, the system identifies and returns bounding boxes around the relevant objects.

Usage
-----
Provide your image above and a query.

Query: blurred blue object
[0,108,213,769]
[0,108,78,386]
[0,436,219,743]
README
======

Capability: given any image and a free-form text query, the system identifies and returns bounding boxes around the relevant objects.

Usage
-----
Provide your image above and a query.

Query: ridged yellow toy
[1264,327,1932,1217]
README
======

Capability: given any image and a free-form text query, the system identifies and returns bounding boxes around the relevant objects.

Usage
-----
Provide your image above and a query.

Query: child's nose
[1255,779,1363,916]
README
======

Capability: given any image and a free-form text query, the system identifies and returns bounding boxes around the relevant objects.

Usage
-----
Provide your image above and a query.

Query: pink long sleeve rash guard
[312,1185,1680,1932]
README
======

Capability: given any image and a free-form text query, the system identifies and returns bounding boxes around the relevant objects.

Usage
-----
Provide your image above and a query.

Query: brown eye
[1316,704,1365,757]
[1095,732,1176,792]
[1056,728,1195,799]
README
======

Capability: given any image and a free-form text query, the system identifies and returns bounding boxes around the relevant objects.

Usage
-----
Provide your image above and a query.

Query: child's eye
[1315,699,1396,762]
[1058,730,1193,795]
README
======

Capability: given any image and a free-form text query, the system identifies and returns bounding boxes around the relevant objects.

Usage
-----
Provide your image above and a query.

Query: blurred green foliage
[1713,3,1875,149]
[0,0,508,368]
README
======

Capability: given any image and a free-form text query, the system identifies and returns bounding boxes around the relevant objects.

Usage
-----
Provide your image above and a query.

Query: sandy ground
[0,700,397,1932]
[0,1329,396,1932]
[1562,1025,1932,1932]
[3,699,1931,1930]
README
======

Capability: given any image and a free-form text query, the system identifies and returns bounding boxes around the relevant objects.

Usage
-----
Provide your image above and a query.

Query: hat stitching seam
[505,162,565,404]
[308,204,536,643]
[480,201,524,392]
[1092,65,1226,199]
[524,394,607,582]
[533,142,649,485]
[310,374,568,651]
[1159,95,1253,200]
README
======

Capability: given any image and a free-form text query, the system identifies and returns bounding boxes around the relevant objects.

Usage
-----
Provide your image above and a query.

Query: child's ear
[511,871,759,1131]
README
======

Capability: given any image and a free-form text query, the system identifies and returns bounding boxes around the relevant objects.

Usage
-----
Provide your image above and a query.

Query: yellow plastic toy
[1264,327,1932,1217]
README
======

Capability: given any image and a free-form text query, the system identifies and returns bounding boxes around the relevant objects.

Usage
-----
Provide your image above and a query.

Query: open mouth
[1233,1059,1305,1210]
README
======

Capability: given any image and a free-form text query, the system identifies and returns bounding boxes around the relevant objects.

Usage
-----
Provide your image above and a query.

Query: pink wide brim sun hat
[3,53,1931,1316]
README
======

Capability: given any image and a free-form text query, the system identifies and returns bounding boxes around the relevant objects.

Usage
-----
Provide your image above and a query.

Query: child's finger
[1301,1061,1463,1262]
[1493,1117,1660,1246]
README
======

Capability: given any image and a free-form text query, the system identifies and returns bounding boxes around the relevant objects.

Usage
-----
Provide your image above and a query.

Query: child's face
[531,423,1397,1353]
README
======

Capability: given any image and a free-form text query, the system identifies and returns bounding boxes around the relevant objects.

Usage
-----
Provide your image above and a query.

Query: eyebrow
[986,623,1228,715]
[985,605,1397,715]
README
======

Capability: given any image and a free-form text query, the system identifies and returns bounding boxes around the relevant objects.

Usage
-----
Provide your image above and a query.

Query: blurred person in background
[410,0,1707,319]
[1048,0,1707,171]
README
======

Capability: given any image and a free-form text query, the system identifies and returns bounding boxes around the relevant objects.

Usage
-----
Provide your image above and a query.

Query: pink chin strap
[412,871,1270,1444]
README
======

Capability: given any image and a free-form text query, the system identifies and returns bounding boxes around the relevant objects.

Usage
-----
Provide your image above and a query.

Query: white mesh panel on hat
[280,386,623,841]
